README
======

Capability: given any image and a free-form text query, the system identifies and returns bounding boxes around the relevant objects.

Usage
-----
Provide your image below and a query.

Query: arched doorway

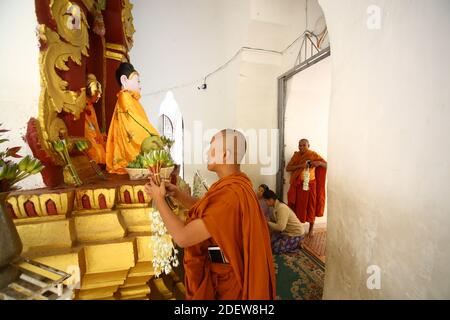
[158,91,184,177]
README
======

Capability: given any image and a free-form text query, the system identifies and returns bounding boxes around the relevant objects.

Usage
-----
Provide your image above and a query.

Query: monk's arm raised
[165,183,199,208]
[154,195,211,248]
[145,182,209,248]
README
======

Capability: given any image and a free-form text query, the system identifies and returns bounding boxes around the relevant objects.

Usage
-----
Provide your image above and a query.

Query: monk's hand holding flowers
[145,176,166,204]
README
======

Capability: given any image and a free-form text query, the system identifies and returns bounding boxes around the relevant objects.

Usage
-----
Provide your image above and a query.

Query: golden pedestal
[7,175,185,300]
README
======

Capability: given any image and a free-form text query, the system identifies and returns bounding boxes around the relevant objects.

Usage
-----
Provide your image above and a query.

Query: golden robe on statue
[84,101,106,164]
[106,90,159,174]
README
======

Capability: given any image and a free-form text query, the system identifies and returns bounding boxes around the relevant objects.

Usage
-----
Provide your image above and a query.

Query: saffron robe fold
[286,150,327,223]
[84,101,106,164]
[184,172,276,300]
[106,90,159,174]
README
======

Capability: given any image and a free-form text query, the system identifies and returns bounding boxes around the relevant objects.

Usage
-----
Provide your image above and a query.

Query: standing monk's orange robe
[106,90,159,174]
[287,150,327,223]
[84,101,106,164]
[184,172,276,300]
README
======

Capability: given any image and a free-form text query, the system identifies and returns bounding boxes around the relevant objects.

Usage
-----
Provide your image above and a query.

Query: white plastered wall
[319,0,450,299]
[0,1,42,189]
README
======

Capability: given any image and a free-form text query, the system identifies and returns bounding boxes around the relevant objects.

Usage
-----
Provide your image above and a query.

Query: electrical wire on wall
[141,15,329,98]
[294,0,329,66]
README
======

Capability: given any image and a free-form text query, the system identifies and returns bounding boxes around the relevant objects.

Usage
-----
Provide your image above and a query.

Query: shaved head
[298,138,310,154]
[208,129,247,167]
[299,139,309,145]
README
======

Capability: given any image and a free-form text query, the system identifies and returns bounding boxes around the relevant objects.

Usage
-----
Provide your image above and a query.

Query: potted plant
[0,124,44,270]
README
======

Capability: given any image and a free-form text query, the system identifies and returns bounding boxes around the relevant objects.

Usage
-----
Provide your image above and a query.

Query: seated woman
[263,189,305,254]
[256,184,270,219]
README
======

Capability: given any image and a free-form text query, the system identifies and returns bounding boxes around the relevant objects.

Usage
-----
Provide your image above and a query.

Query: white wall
[238,0,327,192]
[131,0,251,186]
[283,57,331,225]
[320,0,450,299]
[240,0,327,193]
[0,0,326,194]
[0,1,43,190]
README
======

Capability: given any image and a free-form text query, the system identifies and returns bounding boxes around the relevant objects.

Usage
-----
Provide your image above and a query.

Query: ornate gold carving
[105,50,128,62]
[101,37,107,130]
[117,184,151,207]
[74,187,116,212]
[10,180,184,300]
[37,1,90,162]
[45,1,89,118]
[7,191,74,218]
[81,0,96,14]
[105,42,127,54]
[121,0,135,51]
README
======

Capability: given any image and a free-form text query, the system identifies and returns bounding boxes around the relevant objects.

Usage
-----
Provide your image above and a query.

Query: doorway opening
[158,91,184,178]
[276,46,331,263]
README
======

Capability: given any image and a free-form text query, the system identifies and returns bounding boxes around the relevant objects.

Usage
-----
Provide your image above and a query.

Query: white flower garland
[150,209,179,277]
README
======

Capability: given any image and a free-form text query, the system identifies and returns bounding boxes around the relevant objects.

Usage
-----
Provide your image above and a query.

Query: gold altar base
[6,174,185,300]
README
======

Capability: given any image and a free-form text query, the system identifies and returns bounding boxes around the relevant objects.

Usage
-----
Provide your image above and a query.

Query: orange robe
[106,90,159,174]
[184,172,276,300]
[287,150,327,223]
[84,101,106,164]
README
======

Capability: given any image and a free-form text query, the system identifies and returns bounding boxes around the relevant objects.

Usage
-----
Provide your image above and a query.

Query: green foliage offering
[0,124,44,192]
[140,135,175,154]
[130,135,175,169]
[74,140,89,152]
[127,154,146,169]
[52,139,83,186]
[140,135,164,154]
[142,149,174,185]
[160,136,175,150]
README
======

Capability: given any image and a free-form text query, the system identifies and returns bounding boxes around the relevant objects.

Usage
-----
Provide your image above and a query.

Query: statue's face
[121,72,141,94]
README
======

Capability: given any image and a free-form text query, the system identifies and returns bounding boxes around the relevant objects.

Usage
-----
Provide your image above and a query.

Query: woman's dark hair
[262,189,278,200]
[115,62,137,86]
[259,184,269,192]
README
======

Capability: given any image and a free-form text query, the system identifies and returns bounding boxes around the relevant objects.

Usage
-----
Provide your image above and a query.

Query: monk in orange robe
[286,139,327,237]
[106,63,159,174]
[84,74,106,164]
[145,129,276,300]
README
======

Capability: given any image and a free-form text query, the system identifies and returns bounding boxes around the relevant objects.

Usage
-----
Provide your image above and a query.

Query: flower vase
[0,192,23,268]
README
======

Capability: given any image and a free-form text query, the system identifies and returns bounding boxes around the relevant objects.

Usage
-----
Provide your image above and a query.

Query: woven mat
[302,228,326,264]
